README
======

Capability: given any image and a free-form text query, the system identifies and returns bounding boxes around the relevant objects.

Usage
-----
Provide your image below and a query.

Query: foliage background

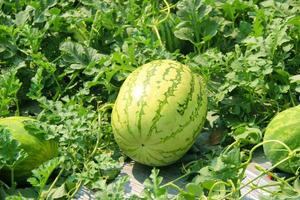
[0,0,300,199]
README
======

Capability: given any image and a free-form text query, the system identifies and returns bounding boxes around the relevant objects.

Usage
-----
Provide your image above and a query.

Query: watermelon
[263,106,300,174]
[0,116,58,182]
[111,60,207,166]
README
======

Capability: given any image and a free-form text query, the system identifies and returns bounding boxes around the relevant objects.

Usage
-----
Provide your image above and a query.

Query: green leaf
[175,0,216,46]
[252,9,266,37]
[208,182,226,199]
[43,183,67,199]
[93,176,131,200]
[0,25,18,60]
[174,27,194,43]
[237,21,252,42]
[0,126,28,169]
[60,41,104,71]
[14,6,33,26]
[201,19,218,41]
[290,75,300,84]
[33,0,58,23]
[185,182,203,196]
[27,67,44,100]
[295,86,300,93]
[27,157,60,196]
[287,15,300,26]
[294,177,300,193]
[230,125,262,145]
[0,68,22,116]
[143,168,168,199]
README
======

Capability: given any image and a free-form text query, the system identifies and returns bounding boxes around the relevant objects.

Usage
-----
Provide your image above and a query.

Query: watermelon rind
[263,105,300,174]
[0,116,58,182]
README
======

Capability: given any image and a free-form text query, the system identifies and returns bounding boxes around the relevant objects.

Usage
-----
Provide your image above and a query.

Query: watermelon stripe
[112,108,137,145]
[160,75,203,143]
[148,80,207,159]
[113,126,134,145]
[192,83,207,140]
[147,67,183,137]
[122,68,142,141]
[130,147,170,166]
[150,142,189,154]
[177,72,195,115]
[137,66,159,137]
[144,148,170,165]
[119,145,140,153]
[160,78,197,142]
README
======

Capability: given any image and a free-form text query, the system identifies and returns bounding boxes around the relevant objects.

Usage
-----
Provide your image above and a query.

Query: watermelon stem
[89,103,114,160]
[150,0,171,48]
[14,98,20,116]
[0,180,9,190]
[221,139,298,199]
[239,182,281,199]
[161,171,190,189]
[236,156,292,198]
[164,182,182,192]
[69,180,82,199]
[208,180,233,198]
[241,140,292,170]
[238,141,297,191]
[45,167,65,199]
[158,0,171,25]
[10,168,16,190]
[69,103,114,199]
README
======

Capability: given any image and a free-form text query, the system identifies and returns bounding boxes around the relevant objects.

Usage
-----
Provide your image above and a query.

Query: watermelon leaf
[143,168,168,199]
[27,157,60,199]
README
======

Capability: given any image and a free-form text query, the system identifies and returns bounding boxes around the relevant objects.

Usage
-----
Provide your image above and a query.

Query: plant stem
[208,181,231,198]
[14,98,20,116]
[158,0,171,24]
[166,182,182,192]
[0,180,9,189]
[152,24,163,47]
[45,167,65,200]
[69,180,82,199]
[161,172,190,188]
[239,182,281,199]
[10,168,15,190]
[52,74,62,100]
[58,71,80,99]
[222,140,296,199]
[240,156,292,191]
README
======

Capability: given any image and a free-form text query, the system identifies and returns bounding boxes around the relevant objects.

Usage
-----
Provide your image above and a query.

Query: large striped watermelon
[263,105,300,174]
[111,60,207,166]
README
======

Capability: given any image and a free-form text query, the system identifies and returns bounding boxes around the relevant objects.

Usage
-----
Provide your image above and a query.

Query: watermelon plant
[263,106,300,174]
[112,60,207,166]
[0,0,300,199]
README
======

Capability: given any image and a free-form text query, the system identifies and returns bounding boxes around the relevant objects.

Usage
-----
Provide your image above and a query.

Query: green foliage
[0,68,22,116]
[27,157,60,199]
[0,126,27,173]
[143,168,168,199]
[0,0,300,199]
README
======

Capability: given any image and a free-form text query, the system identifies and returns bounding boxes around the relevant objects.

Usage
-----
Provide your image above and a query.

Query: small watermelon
[0,116,58,182]
[158,13,184,52]
[263,106,300,174]
[111,60,207,166]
